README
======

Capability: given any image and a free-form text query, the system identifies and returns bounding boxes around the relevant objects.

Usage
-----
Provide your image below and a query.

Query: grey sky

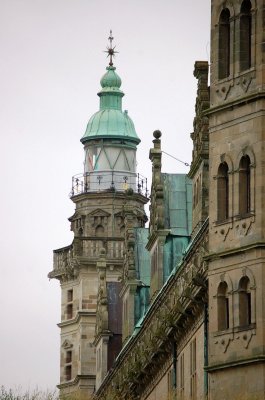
[0,0,210,391]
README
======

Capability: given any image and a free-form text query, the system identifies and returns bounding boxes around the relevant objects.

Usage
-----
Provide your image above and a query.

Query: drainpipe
[204,302,208,398]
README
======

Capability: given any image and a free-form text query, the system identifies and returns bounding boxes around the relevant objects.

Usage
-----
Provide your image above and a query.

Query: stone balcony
[49,238,125,281]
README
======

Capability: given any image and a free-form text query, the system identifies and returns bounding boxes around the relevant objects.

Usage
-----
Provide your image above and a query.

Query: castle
[48,1,265,398]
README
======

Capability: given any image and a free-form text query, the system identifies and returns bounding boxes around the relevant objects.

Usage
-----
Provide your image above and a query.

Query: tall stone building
[208,0,265,398]
[50,1,265,399]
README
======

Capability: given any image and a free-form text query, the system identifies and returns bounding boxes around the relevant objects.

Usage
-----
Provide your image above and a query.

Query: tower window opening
[66,350,72,364]
[240,0,252,71]
[65,365,72,381]
[239,276,251,326]
[67,289,73,302]
[217,282,229,330]
[239,155,251,215]
[217,162,229,221]
[218,8,231,79]
[67,304,73,320]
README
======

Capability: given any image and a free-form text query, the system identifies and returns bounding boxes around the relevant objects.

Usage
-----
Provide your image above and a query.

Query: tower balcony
[70,171,148,198]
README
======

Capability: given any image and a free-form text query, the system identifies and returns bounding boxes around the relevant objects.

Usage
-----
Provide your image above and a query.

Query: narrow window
[240,0,252,71]
[180,353,184,400]
[98,346,102,369]
[217,282,229,330]
[65,365,72,381]
[151,247,158,277]
[123,299,127,324]
[197,175,201,206]
[193,181,197,209]
[239,276,251,326]
[66,350,72,364]
[217,162,229,221]
[67,304,73,319]
[190,339,196,400]
[239,155,251,215]
[219,9,231,79]
[67,289,73,302]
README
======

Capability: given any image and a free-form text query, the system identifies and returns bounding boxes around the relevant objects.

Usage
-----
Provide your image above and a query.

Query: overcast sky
[0,0,210,392]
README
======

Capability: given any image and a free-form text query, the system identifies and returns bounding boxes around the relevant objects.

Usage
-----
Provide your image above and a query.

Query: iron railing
[70,171,148,197]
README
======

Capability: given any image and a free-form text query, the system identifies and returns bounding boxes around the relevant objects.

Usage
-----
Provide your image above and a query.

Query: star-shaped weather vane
[104,30,118,66]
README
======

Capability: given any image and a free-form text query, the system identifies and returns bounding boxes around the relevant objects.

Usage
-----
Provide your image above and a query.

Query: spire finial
[104,30,118,66]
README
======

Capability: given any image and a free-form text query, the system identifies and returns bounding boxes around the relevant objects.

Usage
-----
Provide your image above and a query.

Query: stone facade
[50,2,265,399]
[207,0,265,398]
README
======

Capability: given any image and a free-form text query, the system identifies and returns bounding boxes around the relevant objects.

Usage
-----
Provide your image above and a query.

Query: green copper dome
[81,66,140,145]
[100,66,122,88]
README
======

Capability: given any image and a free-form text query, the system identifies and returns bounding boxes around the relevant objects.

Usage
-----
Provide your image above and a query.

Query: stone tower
[207,0,265,398]
[48,36,148,397]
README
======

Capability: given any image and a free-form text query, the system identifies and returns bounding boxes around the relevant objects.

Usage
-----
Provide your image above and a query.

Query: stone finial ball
[153,130,162,139]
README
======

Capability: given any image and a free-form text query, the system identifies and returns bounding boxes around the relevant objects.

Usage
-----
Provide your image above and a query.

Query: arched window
[217,162,229,221]
[217,282,229,330]
[238,276,251,326]
[239,155,251,215]
[219,8,231,79]
[240,0,252,71]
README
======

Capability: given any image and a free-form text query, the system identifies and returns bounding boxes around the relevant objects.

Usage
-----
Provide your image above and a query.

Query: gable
[88,209,111,217]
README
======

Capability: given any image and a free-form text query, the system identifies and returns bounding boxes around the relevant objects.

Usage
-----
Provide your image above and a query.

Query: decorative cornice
[205,241,265,261]
[206,355,265,372]
[94,331,112,347]
[57,374,95,390]
[71,190,149,205]
[145,229,170,251]
[119,280,139,298]
[188,155,208,179]
[58,310,96,328]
